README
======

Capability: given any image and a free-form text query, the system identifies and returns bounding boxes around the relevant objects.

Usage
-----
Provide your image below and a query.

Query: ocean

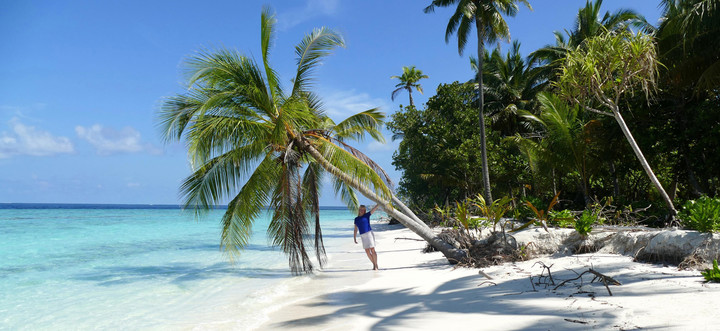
[0,205,361,330]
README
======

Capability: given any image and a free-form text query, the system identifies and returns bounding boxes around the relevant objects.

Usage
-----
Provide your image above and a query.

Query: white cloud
[75,124,158,155]
[0,118,74,158]
[321,89,390,120]
[277,0,339,30]
[367,140,399,153]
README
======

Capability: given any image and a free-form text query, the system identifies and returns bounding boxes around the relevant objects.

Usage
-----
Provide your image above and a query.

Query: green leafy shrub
[575,210,596,237]
[679,196,720,233]
[471,194,513,232]
[549,209,574,228]
[514,196,543,220]
[701,260,720,283]
[511,192,561,232]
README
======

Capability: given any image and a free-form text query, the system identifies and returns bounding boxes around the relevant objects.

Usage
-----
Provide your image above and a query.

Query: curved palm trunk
[299,138,468,263]
[476,18,493,202]
[611,106,677,217]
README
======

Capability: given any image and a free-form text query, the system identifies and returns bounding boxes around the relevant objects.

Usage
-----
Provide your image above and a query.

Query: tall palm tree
[158,7,466,274]
[424,0,532,202]
[391,66,429,108]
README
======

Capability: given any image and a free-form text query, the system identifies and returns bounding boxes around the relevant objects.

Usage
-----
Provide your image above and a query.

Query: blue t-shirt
[354,212,372,234]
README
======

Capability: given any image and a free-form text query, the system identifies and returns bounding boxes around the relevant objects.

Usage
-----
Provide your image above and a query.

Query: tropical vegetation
[393,0,718,231]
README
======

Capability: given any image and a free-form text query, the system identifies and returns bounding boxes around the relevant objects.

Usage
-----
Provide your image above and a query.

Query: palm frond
[267,157,313,275]
[333,176,359,211]
[316,138,393,202]
[332,108,386,143]
[332,138,394,190]
[220,155,281,261]
[302,162,326,267]
[291,27,345,96]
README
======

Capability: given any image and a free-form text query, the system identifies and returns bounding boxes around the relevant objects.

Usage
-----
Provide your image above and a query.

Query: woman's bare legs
[365,248,378,270]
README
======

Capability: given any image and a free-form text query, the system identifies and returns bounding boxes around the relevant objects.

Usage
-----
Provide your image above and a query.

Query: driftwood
[553,268,622,296]
[564,318,590,325]
[394,237,425,242]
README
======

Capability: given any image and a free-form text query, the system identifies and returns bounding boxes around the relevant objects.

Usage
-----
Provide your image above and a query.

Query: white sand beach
[259,222,720,330]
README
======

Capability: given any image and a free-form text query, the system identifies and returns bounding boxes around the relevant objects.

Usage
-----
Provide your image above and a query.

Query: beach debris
[394,237,425,242]
[530,261,555,290]
[564,318,590,325]
[553,268,622,296]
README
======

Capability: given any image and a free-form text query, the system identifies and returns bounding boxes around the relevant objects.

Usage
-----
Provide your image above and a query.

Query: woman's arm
[370,204,380,214]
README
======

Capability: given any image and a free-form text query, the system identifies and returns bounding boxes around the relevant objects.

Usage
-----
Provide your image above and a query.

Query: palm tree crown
[391,65,429,107]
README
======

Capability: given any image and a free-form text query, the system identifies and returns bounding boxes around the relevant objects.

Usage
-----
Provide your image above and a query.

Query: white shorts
[360,231,376,249]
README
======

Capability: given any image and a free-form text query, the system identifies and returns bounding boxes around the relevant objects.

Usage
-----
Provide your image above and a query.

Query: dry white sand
[258,223,720,330]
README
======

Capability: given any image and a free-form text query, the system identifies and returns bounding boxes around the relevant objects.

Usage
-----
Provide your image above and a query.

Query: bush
[679,196,720,233]
[575,210,596,237]
[549,209,574,228]
[702,260,720,283]
[514,196,543,220]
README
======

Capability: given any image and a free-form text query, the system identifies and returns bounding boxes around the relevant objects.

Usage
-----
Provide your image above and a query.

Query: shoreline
[258,223,720,330]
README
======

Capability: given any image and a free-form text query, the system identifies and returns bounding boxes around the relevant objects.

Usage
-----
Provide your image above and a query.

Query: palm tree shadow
[270,261,692,330]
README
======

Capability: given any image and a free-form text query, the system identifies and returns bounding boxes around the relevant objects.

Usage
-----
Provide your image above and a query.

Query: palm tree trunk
[407,87,414,108]
[299,138,468,263]
[611,106,677,216]
[476,18,493,202]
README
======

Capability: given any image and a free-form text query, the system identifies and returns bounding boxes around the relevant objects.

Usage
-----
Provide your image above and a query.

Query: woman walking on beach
[354,204,380,270]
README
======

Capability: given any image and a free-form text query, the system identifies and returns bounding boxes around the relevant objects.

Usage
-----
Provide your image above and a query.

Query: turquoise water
[0,206,358,330]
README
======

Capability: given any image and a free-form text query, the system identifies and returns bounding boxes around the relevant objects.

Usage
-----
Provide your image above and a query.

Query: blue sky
[0,0,662,205]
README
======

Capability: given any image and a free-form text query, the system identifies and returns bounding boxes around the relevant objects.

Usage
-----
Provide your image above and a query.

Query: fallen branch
[564,318,590,325]
[394,237,425,242]
[553,268,621,296]
[477,281,497,287]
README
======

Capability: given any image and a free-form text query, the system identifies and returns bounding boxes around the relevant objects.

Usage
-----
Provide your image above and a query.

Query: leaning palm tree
[158,7,465,274]
[390,66,429,108]
[424,0,532,202]
[555,30,678,217]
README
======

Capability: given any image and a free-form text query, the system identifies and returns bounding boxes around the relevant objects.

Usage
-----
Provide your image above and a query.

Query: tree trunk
[610,161,620,199]
[476,18,493,202]
[300,139,468,263]
[611,107,677,216]
[408,88,414,108]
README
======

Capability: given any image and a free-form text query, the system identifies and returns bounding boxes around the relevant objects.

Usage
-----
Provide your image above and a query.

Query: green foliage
[514,195,543,220]
[701,260,720,283]
[549,209,574,228]
[389,82,531,209]
[575,209,597,237]
[512,192,561,232]
[395,1,720,218]
[679,196,720,233]
[472,194,514,232]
